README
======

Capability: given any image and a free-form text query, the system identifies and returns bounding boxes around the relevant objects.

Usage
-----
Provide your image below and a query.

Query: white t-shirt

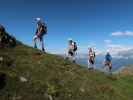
[89,52,95,57]
[69,42,74,51]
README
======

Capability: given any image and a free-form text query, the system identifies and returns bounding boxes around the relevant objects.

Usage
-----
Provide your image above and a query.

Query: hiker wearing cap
[88,48,95,69]
[33,18,47,52]
[104,52,112,72]
[67,39,77,63]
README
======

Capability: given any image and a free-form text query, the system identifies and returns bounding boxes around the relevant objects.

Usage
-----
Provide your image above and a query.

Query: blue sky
[0,0,133,54]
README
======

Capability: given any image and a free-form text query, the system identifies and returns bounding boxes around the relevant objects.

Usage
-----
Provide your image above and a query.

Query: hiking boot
[88,67,94,70]
[73,60,76,63]
[42,48,46,53]
[65,57,69,60]
[34,44,37,48]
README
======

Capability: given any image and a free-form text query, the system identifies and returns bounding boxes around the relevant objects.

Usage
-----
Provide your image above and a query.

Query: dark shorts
[105,61,112,67]
[68,50,74,56]
[89,56,95,64]
[40,32,45,37]
[36,32,45,40]
[89,59,94,64]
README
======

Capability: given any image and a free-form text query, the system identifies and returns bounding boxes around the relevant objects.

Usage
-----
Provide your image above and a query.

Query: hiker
[104,52,112,72]
[0,25,4,44]
[33,18,47,52]
[88,48,95,69]
[67,38,77,63]
[0,24,16,48]
[0,24,5,34]
[0,25,8,47]
[0,24,5,42]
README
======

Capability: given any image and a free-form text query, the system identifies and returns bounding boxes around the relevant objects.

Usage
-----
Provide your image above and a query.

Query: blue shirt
[105,54,112,61]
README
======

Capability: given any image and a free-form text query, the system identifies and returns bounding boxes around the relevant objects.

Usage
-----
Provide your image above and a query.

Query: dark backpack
[39,23,47,35]
[93,52,96,58]
[41,23,47,33]
[36,22,47,37]
[73,42,77,51]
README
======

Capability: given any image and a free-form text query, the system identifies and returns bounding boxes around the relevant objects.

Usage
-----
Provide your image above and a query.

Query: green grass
[0,43,133,100]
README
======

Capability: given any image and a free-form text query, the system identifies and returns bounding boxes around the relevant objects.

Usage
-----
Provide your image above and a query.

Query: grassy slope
[118,65,133,76]
[0,44,133,100]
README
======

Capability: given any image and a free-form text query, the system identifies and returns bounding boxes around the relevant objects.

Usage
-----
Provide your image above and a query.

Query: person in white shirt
[33,18,47,52]
[88,48,95,69]
[67,38,77,63]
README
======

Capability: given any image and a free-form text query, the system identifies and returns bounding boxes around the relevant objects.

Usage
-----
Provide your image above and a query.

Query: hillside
[0,32,133,100]
[116,65,133,76]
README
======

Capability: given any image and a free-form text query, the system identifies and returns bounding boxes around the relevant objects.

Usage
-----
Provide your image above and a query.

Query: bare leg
[91,59,95,69]
[72,52,76,63]
[88,60,91,69]
[67,51,73,62]
[92,64,95,69]
[40,37,45,51]
[33,35,38,48]
[109,62,112,73]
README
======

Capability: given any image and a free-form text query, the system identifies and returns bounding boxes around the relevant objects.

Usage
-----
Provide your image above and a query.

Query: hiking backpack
[40,23,47,34]
[73,42,77,51]
[38,22,47,35]
[36,22,47,37]
[93,52,96,58]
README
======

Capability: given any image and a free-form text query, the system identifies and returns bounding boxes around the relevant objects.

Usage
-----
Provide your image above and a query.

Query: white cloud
[105,43,133,59]
[103,38,133,58]
[104,39,112,44]
[95,49,104,55]
[108,44,132,50]
[112,31,133,36]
